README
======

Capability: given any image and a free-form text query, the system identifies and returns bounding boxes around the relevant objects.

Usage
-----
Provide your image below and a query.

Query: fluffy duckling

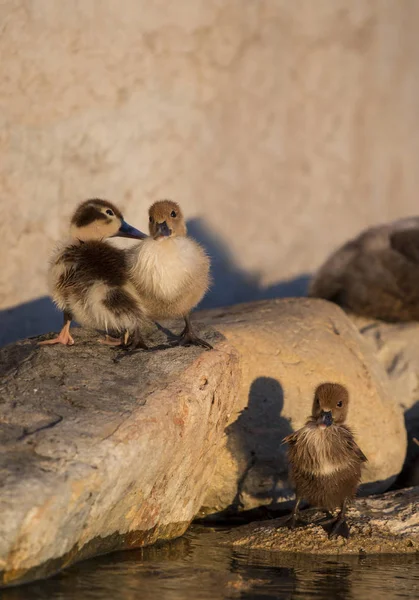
[283,383,367,538]
[309,217,419,321]
[128,200,212,349]
[39,198,149,349]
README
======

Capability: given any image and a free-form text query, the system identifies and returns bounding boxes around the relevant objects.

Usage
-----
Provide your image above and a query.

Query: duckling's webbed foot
[281,513,307,530]
[179,331,213,349]
[122,329,148,351]
[279,498,307,530]
[323,499,350,539]
[178,314,213,350]
[38,331,75,346]
[38,319,74,346]
[327,517,350,539]
[99,335,123,346]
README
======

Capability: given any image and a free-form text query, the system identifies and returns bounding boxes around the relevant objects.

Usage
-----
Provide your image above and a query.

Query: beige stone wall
[2,0,419,344]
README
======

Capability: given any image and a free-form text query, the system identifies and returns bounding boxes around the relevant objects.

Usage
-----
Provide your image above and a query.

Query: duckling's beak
[155,221,172,238]
[320,410,333,427]
[116,220,148,240]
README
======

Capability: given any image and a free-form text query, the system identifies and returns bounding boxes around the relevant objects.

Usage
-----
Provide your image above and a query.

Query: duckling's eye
[337,401,343,408]
[171,210,177,218]
[149,216,153,223]
[106,209,114,216]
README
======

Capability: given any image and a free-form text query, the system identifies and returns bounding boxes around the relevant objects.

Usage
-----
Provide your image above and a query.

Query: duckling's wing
[355,445,368,463]
[390,229,419,265]
[76,242,150,334]
[341,425,368,462]
[282,432,298,446]
[77,242,128,286]
[349,438,368,463]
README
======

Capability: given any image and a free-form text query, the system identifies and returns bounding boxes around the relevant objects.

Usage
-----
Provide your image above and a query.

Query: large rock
[221,487,419,555]
[196,299,407,517]
[0,325,239,587]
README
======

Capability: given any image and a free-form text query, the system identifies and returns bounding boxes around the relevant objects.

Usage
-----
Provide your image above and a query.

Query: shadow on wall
[225,376,293,514]
[187,218,311,309]
[0,218,311,346]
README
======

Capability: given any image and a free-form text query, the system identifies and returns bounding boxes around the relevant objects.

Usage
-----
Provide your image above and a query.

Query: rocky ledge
[197,299,406,517]
[221,487,419,554]
[0,324,239,587]
[0,298,414,587]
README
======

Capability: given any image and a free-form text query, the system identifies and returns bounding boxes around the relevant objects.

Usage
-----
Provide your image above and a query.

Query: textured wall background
[1,0,419,345]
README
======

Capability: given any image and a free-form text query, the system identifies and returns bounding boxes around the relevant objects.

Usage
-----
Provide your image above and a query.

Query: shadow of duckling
[225,377,294,516]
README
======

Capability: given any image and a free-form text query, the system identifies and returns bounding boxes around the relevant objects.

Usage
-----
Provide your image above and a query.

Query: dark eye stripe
[72,207,107,227]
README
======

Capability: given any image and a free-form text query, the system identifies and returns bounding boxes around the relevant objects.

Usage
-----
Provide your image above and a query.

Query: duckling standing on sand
[283,383,367,539]
[128,200,212,349]
[39,199,149,349]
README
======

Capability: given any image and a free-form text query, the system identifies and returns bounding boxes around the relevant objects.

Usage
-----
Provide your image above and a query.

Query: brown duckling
[283,383,367,538]
[309,217,419,321]
[39,198,149,349]
[128,200,212,349]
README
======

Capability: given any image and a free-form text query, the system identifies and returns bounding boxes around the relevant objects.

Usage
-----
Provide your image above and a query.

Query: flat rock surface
[197,299,407,517]
[222,487,419,555]
[0,323,239,587]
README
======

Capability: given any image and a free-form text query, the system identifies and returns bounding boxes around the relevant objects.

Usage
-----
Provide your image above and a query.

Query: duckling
[309,217,419,321]
[39,198,149,349]
[128,200,212,349]
[283,383,367,539]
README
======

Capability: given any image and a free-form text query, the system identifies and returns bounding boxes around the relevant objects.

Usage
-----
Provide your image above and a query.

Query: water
[1,526,419,600]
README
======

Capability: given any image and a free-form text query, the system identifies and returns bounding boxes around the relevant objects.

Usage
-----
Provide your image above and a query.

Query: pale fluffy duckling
[39,198,149,349]
[283,383,367,538]
[128,200,212,348]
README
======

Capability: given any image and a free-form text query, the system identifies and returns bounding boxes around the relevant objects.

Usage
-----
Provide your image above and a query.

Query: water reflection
[1,526,419,600]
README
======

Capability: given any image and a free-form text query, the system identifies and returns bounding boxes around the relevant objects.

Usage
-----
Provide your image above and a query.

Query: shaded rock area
[221,487,419,555]
[0,324,239,587]
[308,216,419,322]
[197,299,407,517]
[348,316,419,486]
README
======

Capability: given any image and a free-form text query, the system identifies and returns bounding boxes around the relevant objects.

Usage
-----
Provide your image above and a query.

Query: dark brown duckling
[39,198,149,349]
[309,217,419,321]
[283,383,367,538]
